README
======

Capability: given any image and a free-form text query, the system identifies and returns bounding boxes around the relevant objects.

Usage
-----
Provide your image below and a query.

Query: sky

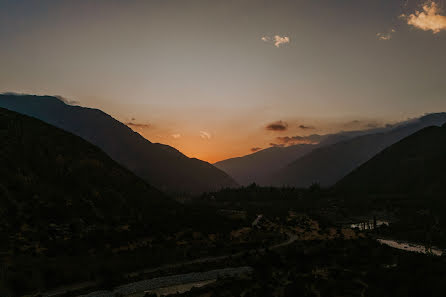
[1,0,446,162]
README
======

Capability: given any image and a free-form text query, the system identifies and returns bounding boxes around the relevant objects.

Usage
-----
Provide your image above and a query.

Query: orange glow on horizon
[125,116,401,164]
[129,126,256,164]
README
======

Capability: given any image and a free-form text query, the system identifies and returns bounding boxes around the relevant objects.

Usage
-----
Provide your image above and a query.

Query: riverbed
[78,266,252,297]
[377,238,443,256]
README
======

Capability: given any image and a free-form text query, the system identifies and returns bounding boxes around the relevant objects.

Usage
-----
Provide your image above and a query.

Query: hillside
[214,144,315,185]
[268,113,446,188]
[336,123,446,196]
[0,94,237,194]
[214,122,431,186]
[0,107,243,296]
[0,107,181,246]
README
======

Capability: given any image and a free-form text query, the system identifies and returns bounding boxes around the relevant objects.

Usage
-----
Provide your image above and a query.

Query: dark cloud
[250,147,262,152]
[126,122,151,129]
[266,120,288,131]
[299,124,315,130]
[273,134,322,146]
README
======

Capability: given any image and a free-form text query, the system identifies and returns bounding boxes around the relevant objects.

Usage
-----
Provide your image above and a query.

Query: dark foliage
[0,108,240,296]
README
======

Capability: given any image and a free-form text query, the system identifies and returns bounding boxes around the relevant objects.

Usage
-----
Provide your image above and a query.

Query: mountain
[0,107,241,296]
[0,94,237,194]
[336,123,446,196]
[267,113,446,188]
[214,120,432,186]
[214,144,316,185]
[0,106,180,250]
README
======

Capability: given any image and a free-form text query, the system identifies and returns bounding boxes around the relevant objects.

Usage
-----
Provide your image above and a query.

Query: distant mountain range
[215,113,446,187]
[336,123,446,196]
[269,113,446,187]
[214,127,397,185]
[0,94,237,194]
[214,144,315,186]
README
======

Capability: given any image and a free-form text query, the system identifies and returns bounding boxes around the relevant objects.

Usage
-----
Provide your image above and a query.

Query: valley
[2,97,446,296]
[2,1,446,295]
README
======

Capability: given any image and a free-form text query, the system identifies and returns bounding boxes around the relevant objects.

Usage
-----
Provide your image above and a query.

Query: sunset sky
[1,0,446,162]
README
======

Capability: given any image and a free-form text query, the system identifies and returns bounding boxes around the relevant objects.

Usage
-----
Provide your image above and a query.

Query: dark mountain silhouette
[0,94,237,194]
[336,123,446,196]
[267,113,446,187]
[0,107,242,296]
[214,144,316,185]
[0,107,181,245]
[214,120,432,186]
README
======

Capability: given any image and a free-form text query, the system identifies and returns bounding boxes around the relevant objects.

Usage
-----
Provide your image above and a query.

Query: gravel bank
[78,266,252,297]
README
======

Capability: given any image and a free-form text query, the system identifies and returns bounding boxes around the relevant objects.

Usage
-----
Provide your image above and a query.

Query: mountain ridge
[336,123,446,196]
[0,106,180,243]
[0,94,237,194]
[215,113,446,186]
[268,113,446,187]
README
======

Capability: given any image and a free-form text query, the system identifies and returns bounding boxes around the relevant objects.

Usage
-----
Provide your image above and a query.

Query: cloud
[199,131,211,140]
[274,35,290,47]
[171,134,181,139]
[376,29,396,40]
[299,124,315,130]
[261,35,290,47]
[266,120,288,131]
[343,120,381,129]
[250,147,263,152]
[126,122,151,129]
[1,92,81,105]
[54,95,79,105]
[274,134,322,146]
[404,1,446,33]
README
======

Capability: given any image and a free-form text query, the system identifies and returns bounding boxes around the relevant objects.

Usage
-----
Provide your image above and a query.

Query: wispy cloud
[261,35,290,47]
[403,1,446,33]
[1,92,81,105]
[199,131,211,140]
[171,133,181,139]
[376,29,396,40]
[273,134,322,146]
[343,119,381,130]
[54,95,80,105]
[266,120,288,131]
